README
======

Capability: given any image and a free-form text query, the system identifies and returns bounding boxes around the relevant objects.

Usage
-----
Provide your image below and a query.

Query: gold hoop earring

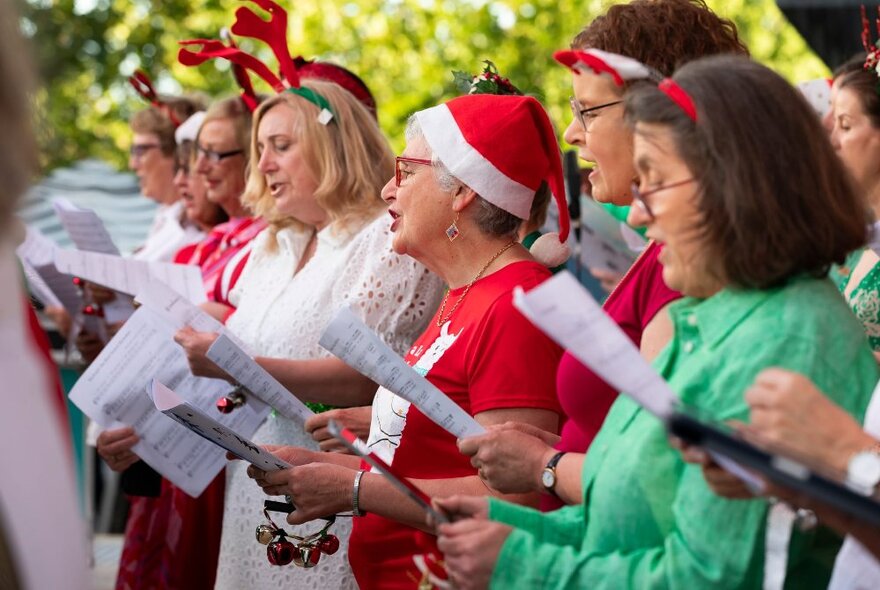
[445,213,461,242]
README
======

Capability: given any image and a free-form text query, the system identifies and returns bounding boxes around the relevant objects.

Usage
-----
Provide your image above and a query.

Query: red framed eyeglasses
[395,156,433,187]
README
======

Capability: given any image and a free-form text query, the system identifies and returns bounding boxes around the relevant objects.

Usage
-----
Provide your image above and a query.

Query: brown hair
[130,95,205,156]
[244,81,393,233]
[0,0,37,229]
[835,54,880,128]
[625,55,867,289]
[572,0,748,77]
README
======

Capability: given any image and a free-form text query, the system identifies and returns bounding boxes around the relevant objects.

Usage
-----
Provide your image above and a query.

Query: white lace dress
[213,214,443,590]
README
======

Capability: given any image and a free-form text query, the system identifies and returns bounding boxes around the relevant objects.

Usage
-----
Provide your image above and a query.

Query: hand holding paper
[150,379,291,472]
[207,334,315,425]
[326,419,448,524]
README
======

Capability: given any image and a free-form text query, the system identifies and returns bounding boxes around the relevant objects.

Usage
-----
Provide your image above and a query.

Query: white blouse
[214,213,444,590]
[132,200,204,262]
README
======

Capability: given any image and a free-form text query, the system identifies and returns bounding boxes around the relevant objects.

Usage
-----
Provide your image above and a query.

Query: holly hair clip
[862,5,880,86]
[255,504,340,568]
[453,60,522,96]
[127,69,182,127]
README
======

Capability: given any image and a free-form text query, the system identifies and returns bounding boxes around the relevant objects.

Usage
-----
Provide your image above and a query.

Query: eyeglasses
[630,178,696,219]
[130,144,161,158]
[569,97,623,132]
[196,144,245,163]
[395,156,432,187]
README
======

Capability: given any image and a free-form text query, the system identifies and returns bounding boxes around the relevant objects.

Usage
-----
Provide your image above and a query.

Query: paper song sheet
[136,280,227,334]
[150,380,291,472]
[579,197,645,273]
[320,307,484,438]
[513,271,677,419]
[52,197,120,255]
[17,227,80,312]
[55,248,206,304]
[68,306,269,496]
[207,334,314,425]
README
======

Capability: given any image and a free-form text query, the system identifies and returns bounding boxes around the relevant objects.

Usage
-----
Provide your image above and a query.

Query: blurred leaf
[21,0,828,172]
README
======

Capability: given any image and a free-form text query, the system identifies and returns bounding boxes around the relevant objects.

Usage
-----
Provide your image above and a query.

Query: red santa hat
[415,94,571,267]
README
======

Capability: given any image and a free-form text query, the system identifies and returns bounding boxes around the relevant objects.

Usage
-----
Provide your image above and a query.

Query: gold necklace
[435,240,517,327]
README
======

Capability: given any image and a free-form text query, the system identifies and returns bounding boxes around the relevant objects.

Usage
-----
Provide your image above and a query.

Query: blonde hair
[199,96,256,157]
[243,80,393,234]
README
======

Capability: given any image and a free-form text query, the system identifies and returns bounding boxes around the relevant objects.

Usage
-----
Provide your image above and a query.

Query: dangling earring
[445,212,461,242]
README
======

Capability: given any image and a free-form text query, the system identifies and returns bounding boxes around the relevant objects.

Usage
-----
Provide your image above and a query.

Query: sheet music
[579,197,644,273]
[319,307,484,438]
[68,306,269,497]
[52,197,120,255]
[513,271,677,419]
[207,334,314,425]
[55,248,206,304]
[135,280,224,332]
[16,225,58,267]
[150,380,291,472]
[21,259,62,309]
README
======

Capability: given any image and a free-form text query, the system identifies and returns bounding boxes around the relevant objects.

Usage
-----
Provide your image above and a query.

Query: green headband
[287,86,335,124]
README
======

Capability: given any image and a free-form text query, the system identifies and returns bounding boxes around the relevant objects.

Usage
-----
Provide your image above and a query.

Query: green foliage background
[19,0,828,173]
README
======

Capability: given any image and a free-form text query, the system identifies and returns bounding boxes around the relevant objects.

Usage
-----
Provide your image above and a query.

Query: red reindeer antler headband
[127,70,182,127]
[180,0,336,124]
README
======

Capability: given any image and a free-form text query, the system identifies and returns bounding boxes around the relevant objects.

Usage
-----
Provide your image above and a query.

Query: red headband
[658,78,697,122]
[127,70,182,127]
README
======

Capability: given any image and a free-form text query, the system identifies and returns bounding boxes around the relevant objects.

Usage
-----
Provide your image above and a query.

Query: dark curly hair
[625,55,867,288]
[835,53,880,128]
[572,0,748,76]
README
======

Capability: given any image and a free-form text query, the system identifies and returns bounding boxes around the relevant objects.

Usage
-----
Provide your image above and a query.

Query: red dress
[544,241,680,511]
[115,218,265,590]
[349,261,563,589]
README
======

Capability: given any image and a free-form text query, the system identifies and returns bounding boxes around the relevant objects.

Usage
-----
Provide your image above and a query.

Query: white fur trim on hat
[583,49,653,81]
[416,104,533,220]
[175,111,206,145]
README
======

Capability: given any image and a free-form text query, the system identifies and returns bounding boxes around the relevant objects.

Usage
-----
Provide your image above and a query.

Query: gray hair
[405,115,521,238]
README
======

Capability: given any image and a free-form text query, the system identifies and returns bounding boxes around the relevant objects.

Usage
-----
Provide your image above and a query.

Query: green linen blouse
[833,248,880,351]
[488,277,878,589]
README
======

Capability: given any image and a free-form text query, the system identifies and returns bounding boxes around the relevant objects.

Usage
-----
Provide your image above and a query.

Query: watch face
[849,452,880,491]
[541,468,556,490]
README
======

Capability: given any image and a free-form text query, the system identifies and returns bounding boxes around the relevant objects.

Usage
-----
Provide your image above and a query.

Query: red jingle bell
[318,534,339,555]
[267,538,296,566]
[216,389,246,414]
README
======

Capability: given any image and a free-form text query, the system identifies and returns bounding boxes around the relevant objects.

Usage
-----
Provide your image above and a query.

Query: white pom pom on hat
[414,94,571,267]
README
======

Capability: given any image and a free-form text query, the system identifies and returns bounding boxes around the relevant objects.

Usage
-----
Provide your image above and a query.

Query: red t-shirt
[349,260,563,589]
[555,241,680,453]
